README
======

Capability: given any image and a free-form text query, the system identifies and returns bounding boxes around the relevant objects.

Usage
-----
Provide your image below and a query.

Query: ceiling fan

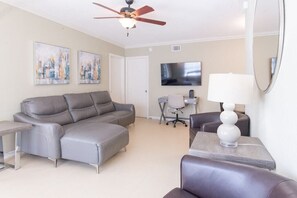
[93,0,166,32]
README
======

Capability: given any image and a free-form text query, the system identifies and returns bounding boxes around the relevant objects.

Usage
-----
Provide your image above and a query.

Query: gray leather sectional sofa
[14,91,135,173]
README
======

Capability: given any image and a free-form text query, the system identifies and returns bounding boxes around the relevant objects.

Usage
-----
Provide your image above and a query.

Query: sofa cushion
[64,93,98,122]
[62,115,119,138]
[21,96,73,125]
[90,91,115,115]
[108,111,135,126]
[78,114,118,125]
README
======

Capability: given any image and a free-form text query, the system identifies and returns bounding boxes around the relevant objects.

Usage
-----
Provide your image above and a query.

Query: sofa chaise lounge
[14,91,135,173]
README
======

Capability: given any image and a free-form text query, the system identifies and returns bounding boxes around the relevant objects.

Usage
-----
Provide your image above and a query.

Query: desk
[0,121,32,170]
[158,96,198,124]
[189,132,276,170]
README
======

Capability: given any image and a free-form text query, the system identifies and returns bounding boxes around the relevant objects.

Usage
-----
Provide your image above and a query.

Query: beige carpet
[0,118,189,198]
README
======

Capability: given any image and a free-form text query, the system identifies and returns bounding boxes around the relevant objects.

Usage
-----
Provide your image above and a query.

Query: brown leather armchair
[189,112,250,146]
[164,155,297,198]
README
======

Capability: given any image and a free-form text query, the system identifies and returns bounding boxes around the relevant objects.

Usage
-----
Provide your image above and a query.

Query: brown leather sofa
[189,112,250,146]
[164,155,297,198]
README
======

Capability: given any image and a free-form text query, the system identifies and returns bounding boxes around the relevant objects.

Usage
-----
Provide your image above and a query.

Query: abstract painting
[34,42,70,85]
[78,51,101,84]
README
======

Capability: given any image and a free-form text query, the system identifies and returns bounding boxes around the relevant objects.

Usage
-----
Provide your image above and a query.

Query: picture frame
[34,42,70,85]
[78,51,101,84]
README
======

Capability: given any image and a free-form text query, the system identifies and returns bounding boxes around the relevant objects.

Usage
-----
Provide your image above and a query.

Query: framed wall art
[34,42,70,85]
[78,51,101,84]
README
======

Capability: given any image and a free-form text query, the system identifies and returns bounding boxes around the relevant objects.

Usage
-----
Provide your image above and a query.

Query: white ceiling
[1,0,278,48]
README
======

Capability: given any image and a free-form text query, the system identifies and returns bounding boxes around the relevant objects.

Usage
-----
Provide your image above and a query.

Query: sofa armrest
[201,121,221,132]
[191,112,250,136]
[113,102,135,113]
[13,112,65,159]
[236,114,250,136]
[201,116,249,135]
[177,155,297,198]
[164,188,198,198]
[189,112,221,128]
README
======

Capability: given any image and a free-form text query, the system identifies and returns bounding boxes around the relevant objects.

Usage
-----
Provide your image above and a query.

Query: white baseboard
[148,116,189,123]
[148,116,159,120]
[3,150,15,160]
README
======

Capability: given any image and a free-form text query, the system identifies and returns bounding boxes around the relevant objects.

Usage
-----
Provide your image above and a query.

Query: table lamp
[208,73,254,147]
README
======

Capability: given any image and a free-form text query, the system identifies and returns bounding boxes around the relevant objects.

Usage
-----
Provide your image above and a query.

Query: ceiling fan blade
[133,6,154,16]
[94,16,122,19]
[136,17,166,26]
[93,2,120,15]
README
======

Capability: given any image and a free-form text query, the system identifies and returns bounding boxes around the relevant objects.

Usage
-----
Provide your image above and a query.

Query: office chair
[166,95,187,128]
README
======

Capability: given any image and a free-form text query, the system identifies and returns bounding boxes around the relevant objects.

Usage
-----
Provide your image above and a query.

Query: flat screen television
[161,61,202,86]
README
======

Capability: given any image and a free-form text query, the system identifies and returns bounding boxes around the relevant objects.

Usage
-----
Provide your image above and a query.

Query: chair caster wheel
[185,124,188,127]
[166,123,168,125]
[174,125,176,128]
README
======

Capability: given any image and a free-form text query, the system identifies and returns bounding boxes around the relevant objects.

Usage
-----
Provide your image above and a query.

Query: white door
[109,54,125,103]
[126,56,149,118]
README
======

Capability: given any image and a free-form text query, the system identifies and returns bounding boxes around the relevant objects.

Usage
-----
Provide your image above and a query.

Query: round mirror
[253,0,285,93]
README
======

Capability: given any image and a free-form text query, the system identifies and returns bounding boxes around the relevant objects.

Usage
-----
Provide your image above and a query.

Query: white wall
[0,2,124,121]
[249,0,297,179]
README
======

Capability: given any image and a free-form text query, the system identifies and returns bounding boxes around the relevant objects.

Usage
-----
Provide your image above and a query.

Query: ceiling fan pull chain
[126,28,130,37]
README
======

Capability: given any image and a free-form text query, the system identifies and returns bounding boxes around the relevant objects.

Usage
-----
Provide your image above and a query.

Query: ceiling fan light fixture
[119,17,137,29]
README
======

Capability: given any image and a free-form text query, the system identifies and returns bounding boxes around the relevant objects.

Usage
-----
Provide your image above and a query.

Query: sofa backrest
[21,96,73,125]
[64,93,98,122]
[90,91,115,115]
[180,155,297,198]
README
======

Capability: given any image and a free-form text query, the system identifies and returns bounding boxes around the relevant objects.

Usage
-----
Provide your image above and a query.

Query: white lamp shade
[119,18,136,29]
[208,73,254,104]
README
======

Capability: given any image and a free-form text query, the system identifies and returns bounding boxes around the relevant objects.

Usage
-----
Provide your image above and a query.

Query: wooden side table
[0,121,32,170]
[189,132,276,170]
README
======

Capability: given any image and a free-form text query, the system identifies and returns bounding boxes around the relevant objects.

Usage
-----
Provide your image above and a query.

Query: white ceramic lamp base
[218,103,240,147]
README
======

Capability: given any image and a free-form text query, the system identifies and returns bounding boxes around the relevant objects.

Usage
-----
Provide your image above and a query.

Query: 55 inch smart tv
[161,61,202,86]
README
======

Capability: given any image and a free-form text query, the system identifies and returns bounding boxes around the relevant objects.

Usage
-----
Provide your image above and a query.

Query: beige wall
[0,2,124,121]
[125,39,246,118]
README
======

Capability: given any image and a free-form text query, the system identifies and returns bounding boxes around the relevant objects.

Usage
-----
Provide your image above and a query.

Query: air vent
[171,45,181,52]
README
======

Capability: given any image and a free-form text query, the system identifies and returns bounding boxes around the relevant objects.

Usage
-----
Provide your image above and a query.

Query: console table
[0,121,32,170]
[158,96,198,124]
[189,132,276,170]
